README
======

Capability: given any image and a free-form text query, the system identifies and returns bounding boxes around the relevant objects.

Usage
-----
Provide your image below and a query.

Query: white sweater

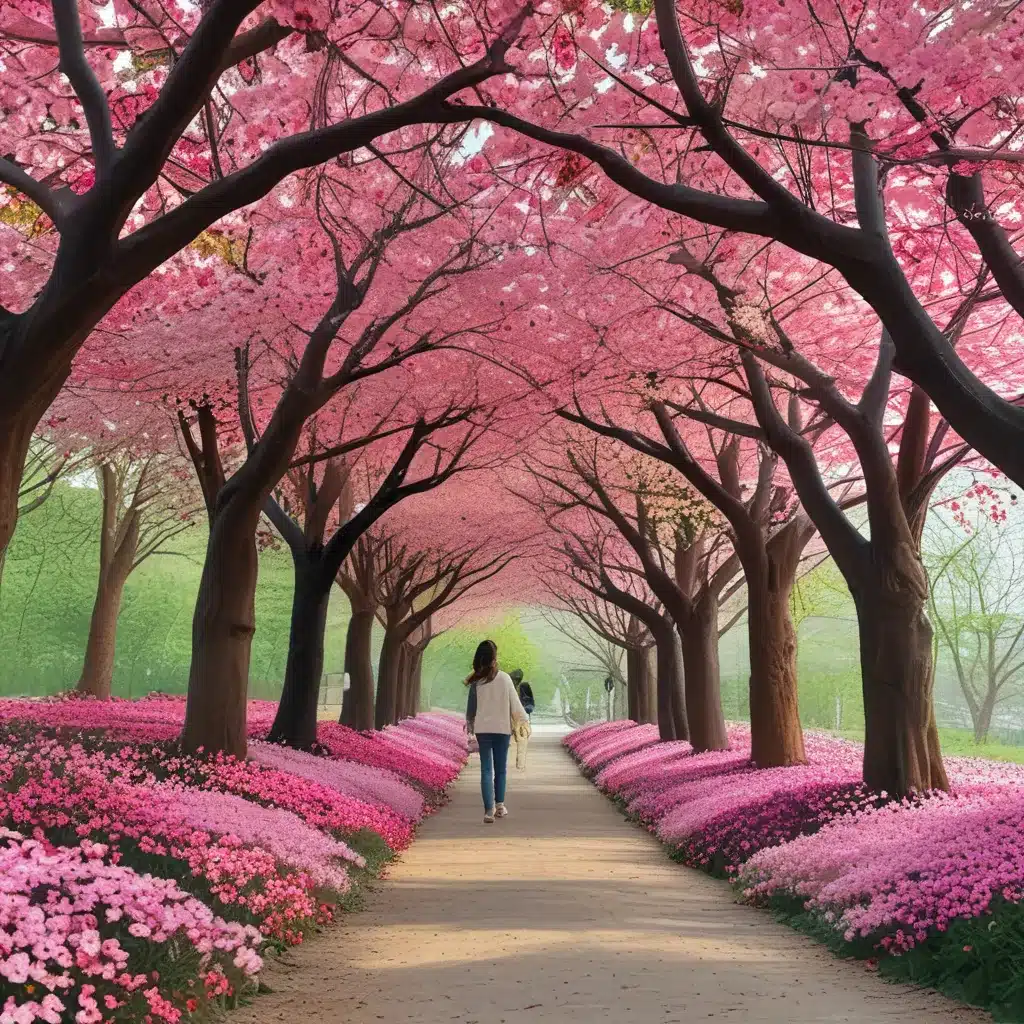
[470,671,528,735]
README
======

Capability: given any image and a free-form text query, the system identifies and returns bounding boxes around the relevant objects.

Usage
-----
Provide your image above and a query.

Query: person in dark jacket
[511,669,535,716]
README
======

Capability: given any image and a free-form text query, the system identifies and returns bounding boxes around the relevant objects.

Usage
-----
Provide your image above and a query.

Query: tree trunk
[181,500,260,758]
[267,549,331,749]
[746,569,806,768]
[644,646,658,724]
[341,607,375,731]
[668,630,689,741]
[395,643,412,720]
[974,689,996,744]
[854,577,949,795]
[375,628,402,729]
[652,623,687,742]
[744,523,807,768]
[77,462,142,701]
[76,573,129,699]
[409,646,425,714]
[679,593,729,753]
[0,413,37,562]
[625,647,641,721]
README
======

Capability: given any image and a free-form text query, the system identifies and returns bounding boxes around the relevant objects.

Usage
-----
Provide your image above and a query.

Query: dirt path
[237,729,989,1023]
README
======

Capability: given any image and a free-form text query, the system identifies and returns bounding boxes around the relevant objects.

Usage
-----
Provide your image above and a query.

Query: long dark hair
[465,639,498,685]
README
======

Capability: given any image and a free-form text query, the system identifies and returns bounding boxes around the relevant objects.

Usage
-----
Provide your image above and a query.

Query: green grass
[829,724,1024,765]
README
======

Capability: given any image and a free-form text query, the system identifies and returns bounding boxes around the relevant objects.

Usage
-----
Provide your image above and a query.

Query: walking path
[237,729,989,1023]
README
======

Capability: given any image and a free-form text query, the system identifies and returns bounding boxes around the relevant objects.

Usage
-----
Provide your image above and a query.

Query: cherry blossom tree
[262,405,492,749]
[554,398,811,764]
[0,0,532,563]
[457,0,1024,485]
[531,434,737,749]
[152,141,518,756]
[372,523,518,729]
[522,460,687,740]
[671,251,987,793]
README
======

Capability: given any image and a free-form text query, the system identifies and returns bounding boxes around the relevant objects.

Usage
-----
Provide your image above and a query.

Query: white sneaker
[495,803,508,818]
[484,809,495,823]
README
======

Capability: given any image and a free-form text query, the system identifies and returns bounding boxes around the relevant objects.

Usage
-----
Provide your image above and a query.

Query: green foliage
[879,901,1024,1022]
[422,611,552,710]
[761,890,1024,1022]
[790,558,852,631]
[0,482,350,697]
[555,670,620,725]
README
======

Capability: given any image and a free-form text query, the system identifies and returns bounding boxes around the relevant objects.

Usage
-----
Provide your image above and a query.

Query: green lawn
[828,725,1024,764]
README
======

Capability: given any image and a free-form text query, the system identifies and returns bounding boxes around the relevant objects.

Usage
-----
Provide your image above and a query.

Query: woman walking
[465,640,529,824]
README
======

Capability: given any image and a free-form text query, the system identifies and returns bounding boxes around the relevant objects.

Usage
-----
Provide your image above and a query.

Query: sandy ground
[236,729,990,1023]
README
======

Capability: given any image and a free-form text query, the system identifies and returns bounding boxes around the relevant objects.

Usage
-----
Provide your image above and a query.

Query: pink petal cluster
[316,720,462,792]
[567,722,662,775]
[0,742,337,944]
[740,785,1024,952]
[0,695,183,744]
[154,746,416,852]
[150,786,359,890]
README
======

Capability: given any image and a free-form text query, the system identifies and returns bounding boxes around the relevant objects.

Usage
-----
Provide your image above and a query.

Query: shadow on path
[235,733,990,1023]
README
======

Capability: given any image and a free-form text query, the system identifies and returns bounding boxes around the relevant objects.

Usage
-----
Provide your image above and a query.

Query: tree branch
[113,8,530,282]
[51,0,115,177]
[740,350,867,576]
[0,158,71,226]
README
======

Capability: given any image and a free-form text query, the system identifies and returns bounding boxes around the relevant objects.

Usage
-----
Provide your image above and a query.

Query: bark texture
[853,550,949,793]
[181,499,260,758]
[746,572,804,768]
[679,593,729,752]
[739,345,952,795]
[744,523,808,768]
[267,549,331,749]
[341,607,376,731]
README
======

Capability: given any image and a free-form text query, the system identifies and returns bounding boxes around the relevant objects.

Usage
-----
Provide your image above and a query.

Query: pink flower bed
[0,695,183,743]
[625,750,753,823]
[249,742,425,824]
[566,720,1024,964]
[0,697,467,800]
[0,741,338,945]
[317,721,462,792]
[0,697,469,1023]
[157,747,415,852]
[740,785,1024,952]
[0,827,262,1023]
[569,723,662,776]
[563,720,635,761]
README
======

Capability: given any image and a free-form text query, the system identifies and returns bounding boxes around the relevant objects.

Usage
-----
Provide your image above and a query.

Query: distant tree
[76,455,196,700]
[927,515,1024,744]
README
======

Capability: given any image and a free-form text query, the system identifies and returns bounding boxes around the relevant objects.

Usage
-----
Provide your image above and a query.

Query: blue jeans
[477,733,511,810]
